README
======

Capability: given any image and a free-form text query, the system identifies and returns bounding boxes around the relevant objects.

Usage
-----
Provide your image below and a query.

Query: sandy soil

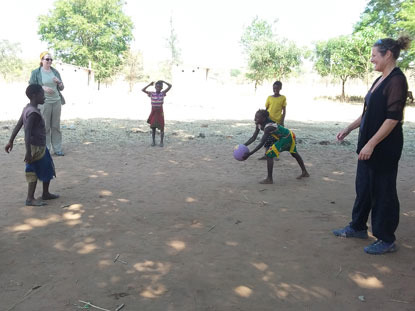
[1,81,415,310]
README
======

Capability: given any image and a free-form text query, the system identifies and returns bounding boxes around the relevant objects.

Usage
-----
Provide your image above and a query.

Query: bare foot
[151,142,156,146]
[259,178,273,184]
[159,142,164,147]
[42,193,60,200]
[26,199,47,206]
[296,172,310,179]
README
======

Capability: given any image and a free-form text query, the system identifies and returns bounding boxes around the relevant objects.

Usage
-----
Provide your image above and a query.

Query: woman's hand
[336,128,350,141]
[358,143,374,161]
[43,86,54,95]
[53,77,61,84]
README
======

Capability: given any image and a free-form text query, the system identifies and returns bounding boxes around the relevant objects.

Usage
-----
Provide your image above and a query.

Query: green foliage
[354,0,415,69]
[0,40,23,81]
[241,17,302,89]
[398,0,415,69]
[313,30,382,99]
[122,50,147,92]
[398,0,415,34]
[240,16,274,55]
[230,68,241,77]
[38,0,133,83]
[246,40,302,88]
[353,28,385,84]
[354,0,403,36]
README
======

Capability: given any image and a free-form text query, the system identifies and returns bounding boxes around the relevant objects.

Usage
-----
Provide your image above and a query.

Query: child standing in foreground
[142,80,172,147]
[5,84,59,206]
[243,109,309,184]
[259,81,287,160]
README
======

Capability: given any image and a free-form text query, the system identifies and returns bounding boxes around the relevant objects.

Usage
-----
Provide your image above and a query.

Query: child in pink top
[142,80,172,147]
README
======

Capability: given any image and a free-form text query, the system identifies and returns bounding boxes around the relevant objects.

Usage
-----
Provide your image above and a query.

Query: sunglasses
[43,58,53,62]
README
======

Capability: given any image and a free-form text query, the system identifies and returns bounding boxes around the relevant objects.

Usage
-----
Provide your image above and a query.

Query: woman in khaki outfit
[29,51,65,156]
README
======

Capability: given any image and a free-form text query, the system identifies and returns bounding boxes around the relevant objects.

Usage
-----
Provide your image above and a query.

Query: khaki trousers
[40,99,62,153]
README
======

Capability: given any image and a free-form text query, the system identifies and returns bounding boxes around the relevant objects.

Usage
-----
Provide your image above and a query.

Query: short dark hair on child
[155,80,163,87]
[26,84,43,99]
[256,109,269,118]
[273,81,282,88]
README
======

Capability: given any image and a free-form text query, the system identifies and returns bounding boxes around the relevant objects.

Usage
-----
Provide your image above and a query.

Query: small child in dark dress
[5,84,59,206]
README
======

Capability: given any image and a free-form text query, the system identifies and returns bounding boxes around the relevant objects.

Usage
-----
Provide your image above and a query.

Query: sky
[0,0,369,68]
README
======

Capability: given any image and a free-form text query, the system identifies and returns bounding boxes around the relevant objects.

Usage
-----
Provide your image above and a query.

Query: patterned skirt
[25,146,56,182]
[266,131,297,158]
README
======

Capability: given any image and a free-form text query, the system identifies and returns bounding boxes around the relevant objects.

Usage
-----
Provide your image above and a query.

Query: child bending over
[243,109,309,184]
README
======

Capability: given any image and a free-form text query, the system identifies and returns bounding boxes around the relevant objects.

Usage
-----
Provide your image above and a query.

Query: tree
[353,29,385,87]
[398,0,415,35]
[38,0,133,87]
[398,0,415,69]
[241,17,302,89]
[240,16,274,55]
[354,0,403,36]
[123,50,147,92]
[0,40,23,81]
[354,0,414,69]
[166,15,181,65]
[314,33,378,100]
[246,40,302,89]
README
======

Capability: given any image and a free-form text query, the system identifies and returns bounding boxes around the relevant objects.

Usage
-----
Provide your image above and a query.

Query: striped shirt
[149,92,165,108]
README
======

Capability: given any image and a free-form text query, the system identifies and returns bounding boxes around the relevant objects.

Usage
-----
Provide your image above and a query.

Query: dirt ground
[1,116,415,311]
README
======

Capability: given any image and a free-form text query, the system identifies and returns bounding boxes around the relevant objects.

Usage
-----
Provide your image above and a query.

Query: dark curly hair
[256,109,269,118]
[273,81,282,88]
[26,84,43,99]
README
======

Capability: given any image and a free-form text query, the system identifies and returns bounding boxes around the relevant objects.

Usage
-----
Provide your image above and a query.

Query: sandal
[42,193,60,200]
[26,199,47,206]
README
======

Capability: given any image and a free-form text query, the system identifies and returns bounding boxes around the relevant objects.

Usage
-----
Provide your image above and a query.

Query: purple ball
[233,144,249,161]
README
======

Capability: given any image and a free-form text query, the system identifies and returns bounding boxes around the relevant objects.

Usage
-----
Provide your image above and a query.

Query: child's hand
[4,142,13,153]
[150,81,154,86]
[24,151,32,163]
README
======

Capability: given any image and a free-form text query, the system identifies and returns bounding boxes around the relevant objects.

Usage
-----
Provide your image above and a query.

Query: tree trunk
[341,79,346,102]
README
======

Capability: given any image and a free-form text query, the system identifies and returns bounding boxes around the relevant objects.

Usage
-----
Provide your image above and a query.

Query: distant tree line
[241,0,414,97]
[1,0,414,97]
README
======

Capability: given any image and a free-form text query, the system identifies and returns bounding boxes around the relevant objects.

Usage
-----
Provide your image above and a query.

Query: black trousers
[349,160,400,243]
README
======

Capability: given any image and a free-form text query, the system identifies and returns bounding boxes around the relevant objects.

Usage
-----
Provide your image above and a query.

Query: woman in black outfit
[333,36,411,255]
